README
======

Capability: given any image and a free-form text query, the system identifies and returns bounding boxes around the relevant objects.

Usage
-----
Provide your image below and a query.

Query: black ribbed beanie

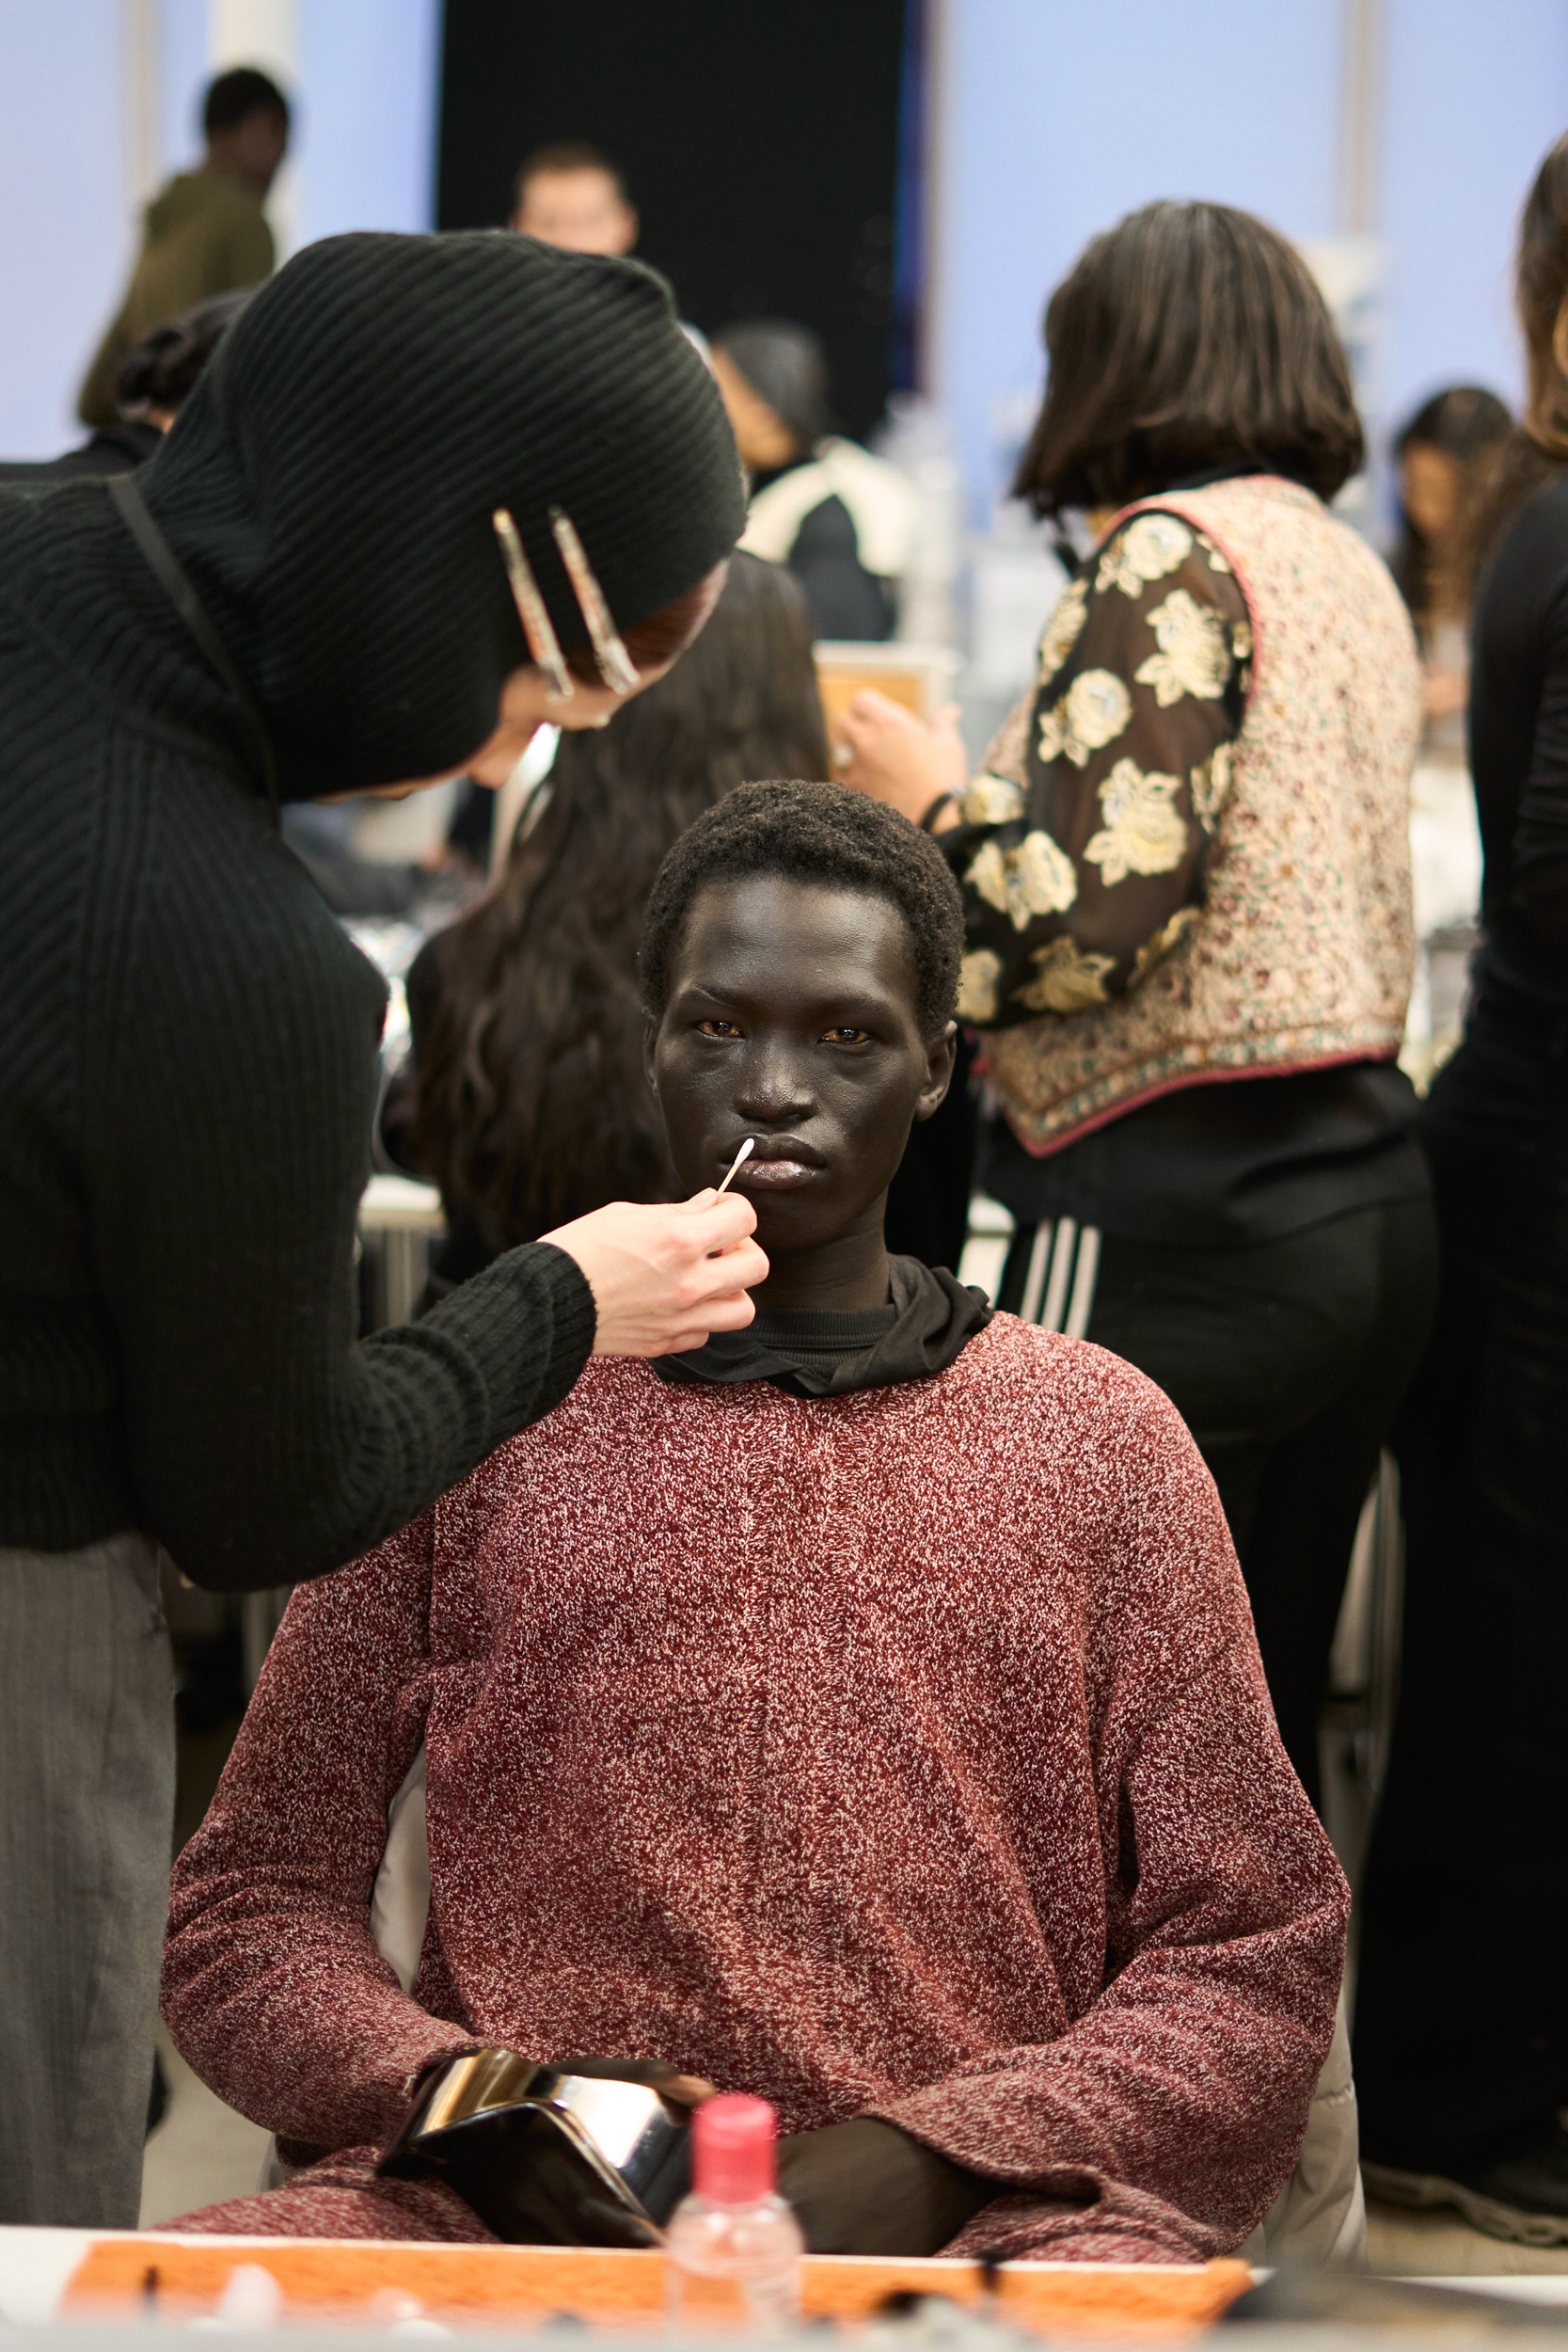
[137,231,745,798]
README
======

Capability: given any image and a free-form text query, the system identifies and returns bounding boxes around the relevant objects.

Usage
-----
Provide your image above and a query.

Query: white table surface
[4,2224,1568,2328]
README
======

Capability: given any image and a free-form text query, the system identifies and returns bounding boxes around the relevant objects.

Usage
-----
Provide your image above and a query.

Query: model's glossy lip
[719,1137,827,1194]
[735,1156,822,1190]
[723,1136,827,1169]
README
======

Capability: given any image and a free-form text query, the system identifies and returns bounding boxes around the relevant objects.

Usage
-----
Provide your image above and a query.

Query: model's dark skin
[578,871,996,2255]
[504,875,995,2249]
[646,874,956,1313]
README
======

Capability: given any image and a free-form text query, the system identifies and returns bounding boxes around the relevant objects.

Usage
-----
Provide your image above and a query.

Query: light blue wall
[161,0,209,167]
[295,0,439,246]
[0,0,439,459]
[0,2,128,456]
[1380,0,1568,435]
[932,0,1340,520]
[932,0,1568,522]
[7,6,1566,475]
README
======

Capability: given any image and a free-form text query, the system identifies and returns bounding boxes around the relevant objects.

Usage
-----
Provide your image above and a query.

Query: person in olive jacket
[0,229,763,2228]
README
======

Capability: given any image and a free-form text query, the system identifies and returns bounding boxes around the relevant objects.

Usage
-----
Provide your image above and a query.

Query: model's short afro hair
[640,780,964,1039]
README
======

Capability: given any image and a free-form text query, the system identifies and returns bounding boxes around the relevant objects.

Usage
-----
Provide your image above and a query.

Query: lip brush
[717,1137,755,1194]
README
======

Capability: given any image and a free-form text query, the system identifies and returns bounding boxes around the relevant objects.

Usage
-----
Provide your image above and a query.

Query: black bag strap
[109,470,278,818]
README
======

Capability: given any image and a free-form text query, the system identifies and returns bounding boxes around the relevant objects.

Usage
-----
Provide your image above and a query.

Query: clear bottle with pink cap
[665,2092,804,2334]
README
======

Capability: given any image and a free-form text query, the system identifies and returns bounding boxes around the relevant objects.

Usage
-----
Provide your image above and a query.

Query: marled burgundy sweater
[162,1316,1348,2260]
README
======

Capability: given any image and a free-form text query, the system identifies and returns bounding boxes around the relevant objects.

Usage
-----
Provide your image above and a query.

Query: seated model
[160,783,1349,2261]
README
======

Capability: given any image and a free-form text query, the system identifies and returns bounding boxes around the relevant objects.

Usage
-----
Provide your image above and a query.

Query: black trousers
[1000,1194,1437,1806]
[1354,990,1568,2169]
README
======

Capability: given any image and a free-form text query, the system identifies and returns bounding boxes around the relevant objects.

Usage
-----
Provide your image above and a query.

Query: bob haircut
[1014,200,1365,516]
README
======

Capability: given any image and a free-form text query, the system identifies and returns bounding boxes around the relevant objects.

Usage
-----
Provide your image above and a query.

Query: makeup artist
[0,230,763,2231]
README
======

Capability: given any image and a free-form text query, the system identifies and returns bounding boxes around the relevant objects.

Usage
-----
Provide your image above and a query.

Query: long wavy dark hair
[411,552,830,1248]
[1455,135,1568,596]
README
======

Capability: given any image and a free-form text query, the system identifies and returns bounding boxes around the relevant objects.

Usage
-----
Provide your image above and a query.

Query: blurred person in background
[1389,387,1513,1076]
[0,230,763,2231]
[0,290,250,485]
[510,140,638,257]
[837,201,1433,1814]
[1392,385,1513,758]
[77,68,288,430]
[391,552,829,1288]
[1354,135,1568,2246]
[712,321,918,641]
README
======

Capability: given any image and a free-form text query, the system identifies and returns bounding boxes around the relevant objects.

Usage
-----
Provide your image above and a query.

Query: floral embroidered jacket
[161,1319,1348,2263]
[950,478,1420,1152]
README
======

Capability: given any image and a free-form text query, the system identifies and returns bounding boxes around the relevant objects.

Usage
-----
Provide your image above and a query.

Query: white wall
[0,3,130,458]
[1381,0,1568,431]
[928,0,1340,522]
[6,3,1565,480]
[0,0,439,458]
[295,0,439,250]
[928,0,1568,523]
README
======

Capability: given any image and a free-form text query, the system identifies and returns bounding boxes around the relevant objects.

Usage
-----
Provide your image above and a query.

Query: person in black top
[0,230,765,2228]
[1354,135,1568,2245]
[710,322,916,642]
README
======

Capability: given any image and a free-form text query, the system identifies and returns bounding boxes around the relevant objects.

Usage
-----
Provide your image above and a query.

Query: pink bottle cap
[691,2092,778,2204]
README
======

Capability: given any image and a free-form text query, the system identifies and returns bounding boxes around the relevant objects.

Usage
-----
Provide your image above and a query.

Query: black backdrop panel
[437,0,909,439]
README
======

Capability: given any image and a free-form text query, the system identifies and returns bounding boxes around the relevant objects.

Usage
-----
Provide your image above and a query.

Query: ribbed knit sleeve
[83,736,595,1588]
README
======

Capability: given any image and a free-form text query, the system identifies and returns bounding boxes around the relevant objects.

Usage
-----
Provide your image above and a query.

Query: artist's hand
[776,2116,995,2255]
[541,1194,768,1358]
[555,2056,720,2110]
[835,691,967,831]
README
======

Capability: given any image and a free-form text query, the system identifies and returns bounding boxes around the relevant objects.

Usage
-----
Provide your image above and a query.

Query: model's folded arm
[869,1628,1349,2257]
[161,1511,479,2150]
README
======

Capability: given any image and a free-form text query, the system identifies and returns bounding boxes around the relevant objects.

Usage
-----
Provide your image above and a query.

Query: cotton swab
[717,1137,755,1193]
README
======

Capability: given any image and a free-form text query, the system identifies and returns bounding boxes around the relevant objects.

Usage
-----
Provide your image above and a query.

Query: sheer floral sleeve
[948,512,1252,1027]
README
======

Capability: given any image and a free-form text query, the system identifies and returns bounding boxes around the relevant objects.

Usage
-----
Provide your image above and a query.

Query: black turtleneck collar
[654,1256,991,1398]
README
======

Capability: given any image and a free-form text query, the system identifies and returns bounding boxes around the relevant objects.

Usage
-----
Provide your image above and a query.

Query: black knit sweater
[0,233,742,1588]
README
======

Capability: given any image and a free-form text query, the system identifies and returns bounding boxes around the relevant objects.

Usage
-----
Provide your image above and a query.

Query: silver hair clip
[549,506,640,696]
[492,508,575,704]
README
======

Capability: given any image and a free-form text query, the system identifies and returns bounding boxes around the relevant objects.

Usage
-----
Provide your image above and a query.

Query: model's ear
[912,1020,958,1124]
[642,1020,659,1097]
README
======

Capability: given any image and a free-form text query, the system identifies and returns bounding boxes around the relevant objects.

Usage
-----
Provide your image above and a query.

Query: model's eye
[822,1025,872,1045]
[695,1019,742,1038]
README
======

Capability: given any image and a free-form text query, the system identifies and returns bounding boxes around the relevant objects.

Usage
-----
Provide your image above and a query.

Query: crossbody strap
[109,471,278,818]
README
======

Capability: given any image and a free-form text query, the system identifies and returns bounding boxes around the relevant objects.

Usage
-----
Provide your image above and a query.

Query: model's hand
[541,1193,767,1358]
[835,691,967,830]
[776,2116,994,2254]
